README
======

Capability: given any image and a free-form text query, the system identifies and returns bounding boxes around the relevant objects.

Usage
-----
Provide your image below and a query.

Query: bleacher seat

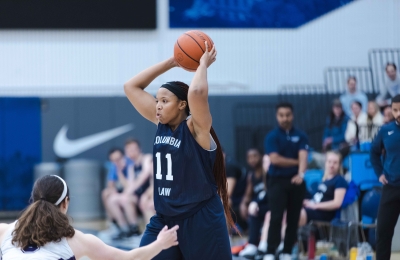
[348,152,381,191]
[304,169,324,194]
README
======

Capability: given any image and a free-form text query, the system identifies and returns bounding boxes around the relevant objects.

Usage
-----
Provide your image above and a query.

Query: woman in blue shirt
[322,99,349,152]
[299,151,348,225]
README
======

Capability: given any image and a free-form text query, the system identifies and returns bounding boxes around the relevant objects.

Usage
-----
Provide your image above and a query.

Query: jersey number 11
[155,152,173,181]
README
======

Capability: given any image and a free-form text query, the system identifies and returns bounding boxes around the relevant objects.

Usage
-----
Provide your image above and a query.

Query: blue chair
[361,187,382,249]
[304,169,323,195]
[349,152,381,191]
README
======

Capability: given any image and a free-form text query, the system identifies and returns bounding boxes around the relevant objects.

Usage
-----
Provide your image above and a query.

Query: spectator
[264,102,308,260]
[370,94,400,260]
[322,99,349,152]
[299,151,348,225]
[383,105,394,124]
[364,101,384,140]
[105,139,153,239]
[346,101,384,146]
[123,139,153,226]
[345,101,367,147]
[340,76,368,117]
[376,63,400,107]
[224,150,248,232]
[102,148,136,239]
[239,148,268,258]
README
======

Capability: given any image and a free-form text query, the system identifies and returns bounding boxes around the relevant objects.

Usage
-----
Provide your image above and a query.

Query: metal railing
[369,49,400,93]
[324,67,375,94]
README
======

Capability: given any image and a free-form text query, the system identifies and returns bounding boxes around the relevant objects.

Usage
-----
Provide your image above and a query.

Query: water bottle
[349,247,358,260]
[291,243,299,260]
[319,254,327,260]
[366,254,374,260]
[308,231,316,260]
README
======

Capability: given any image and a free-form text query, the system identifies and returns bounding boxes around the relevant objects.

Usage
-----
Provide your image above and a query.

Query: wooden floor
[2,218,400,260]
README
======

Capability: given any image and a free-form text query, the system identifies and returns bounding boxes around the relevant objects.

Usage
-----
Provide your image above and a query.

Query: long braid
[172,81,238,233]
[210,127,239,234]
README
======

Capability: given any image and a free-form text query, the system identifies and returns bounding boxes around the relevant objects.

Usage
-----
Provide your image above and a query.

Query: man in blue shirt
[263,102,308,260]
[370,94,400,260]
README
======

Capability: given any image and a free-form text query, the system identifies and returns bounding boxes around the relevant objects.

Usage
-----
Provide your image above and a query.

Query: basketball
[174,30,214,72]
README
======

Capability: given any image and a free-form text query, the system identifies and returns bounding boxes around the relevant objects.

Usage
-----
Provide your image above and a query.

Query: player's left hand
[248,201,259,216]
[291,174,304,185]
[199,41,217,68]
[304,200,318,210]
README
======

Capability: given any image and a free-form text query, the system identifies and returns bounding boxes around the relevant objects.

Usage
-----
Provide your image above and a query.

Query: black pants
[231,205,248,232]
[267,177,305,255]
[248,203,269,245]
[376,184,400,260]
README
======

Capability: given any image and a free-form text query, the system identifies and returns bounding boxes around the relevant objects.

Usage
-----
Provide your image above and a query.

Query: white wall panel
[0,0,398,96]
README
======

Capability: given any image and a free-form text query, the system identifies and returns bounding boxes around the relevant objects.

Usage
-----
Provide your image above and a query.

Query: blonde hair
[323,151,343,181]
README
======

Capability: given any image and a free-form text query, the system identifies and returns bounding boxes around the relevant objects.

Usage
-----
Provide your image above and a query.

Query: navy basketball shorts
[140,195,232,260]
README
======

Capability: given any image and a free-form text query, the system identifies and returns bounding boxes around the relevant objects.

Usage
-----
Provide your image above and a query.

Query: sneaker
[231,243,247,256]
[277,242,284,252]
[279,253,291,260]
[254,250,266,260]
[129,224,141,236]
[239,243,258,257]
[263,254,275,260]
[258,241,267,253]
[111,231,131,240]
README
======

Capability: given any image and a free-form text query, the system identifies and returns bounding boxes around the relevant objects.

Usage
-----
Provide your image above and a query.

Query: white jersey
[0,222,75,260]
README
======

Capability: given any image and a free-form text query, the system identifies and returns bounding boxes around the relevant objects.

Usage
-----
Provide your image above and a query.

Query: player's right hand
[157,225,179,249]
[379,174,388,185]
[199,41,217,68]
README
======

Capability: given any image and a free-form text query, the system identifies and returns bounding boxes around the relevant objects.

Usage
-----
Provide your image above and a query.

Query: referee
[370,94,400,260]
[263,102,308,260]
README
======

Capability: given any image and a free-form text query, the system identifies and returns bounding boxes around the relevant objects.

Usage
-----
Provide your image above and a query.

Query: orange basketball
[174,30,214,72]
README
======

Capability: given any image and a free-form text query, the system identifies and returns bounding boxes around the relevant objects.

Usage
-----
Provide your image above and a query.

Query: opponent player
[0,175,178,260]
[124,42,233,259]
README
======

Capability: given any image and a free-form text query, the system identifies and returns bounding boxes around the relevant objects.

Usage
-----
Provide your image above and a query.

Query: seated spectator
[345,101,368,148]
[376,63,400,107]
[224,150,248,232]
[105,139,152,239]
[322,99,349,152]
[102,148,137,239]
[363,101,384,140]
[346,101,384,148]
[239,148,268,258]
[340,76,368,117]
[123,138,153,227]
[383,105,394,124]
[255,152,348,259]
[299,151,348,225]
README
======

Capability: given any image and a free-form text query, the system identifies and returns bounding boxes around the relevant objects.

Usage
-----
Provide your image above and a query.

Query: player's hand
[379,174,388,185]
[291,174,304,185]
[168,56,180,68]
[304,200,318,210]
[199,41,217,68]
[240,202,248,220]
[248,201,259,216]
[156,225,179,249]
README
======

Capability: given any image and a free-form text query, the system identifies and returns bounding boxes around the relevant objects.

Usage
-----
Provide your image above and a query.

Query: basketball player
[0,175,178,260]
[124,42,233,259]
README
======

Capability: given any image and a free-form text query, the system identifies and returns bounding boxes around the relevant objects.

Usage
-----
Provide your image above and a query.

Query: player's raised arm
[124,58,178,125]
[69,225,178,260]
[188,42,217,147]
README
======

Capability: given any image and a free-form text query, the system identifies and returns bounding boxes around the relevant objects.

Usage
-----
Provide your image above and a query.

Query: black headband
[160,82,187,102]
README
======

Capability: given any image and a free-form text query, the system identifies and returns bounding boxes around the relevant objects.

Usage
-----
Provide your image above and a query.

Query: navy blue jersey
[251,171,267,203]
[153,119,217,219]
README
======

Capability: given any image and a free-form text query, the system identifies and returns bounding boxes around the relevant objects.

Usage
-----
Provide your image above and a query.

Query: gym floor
[2,219,400,260]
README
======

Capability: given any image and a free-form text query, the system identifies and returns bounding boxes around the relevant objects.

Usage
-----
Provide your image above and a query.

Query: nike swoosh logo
[388,131,394,135]
[54,124,134,158]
